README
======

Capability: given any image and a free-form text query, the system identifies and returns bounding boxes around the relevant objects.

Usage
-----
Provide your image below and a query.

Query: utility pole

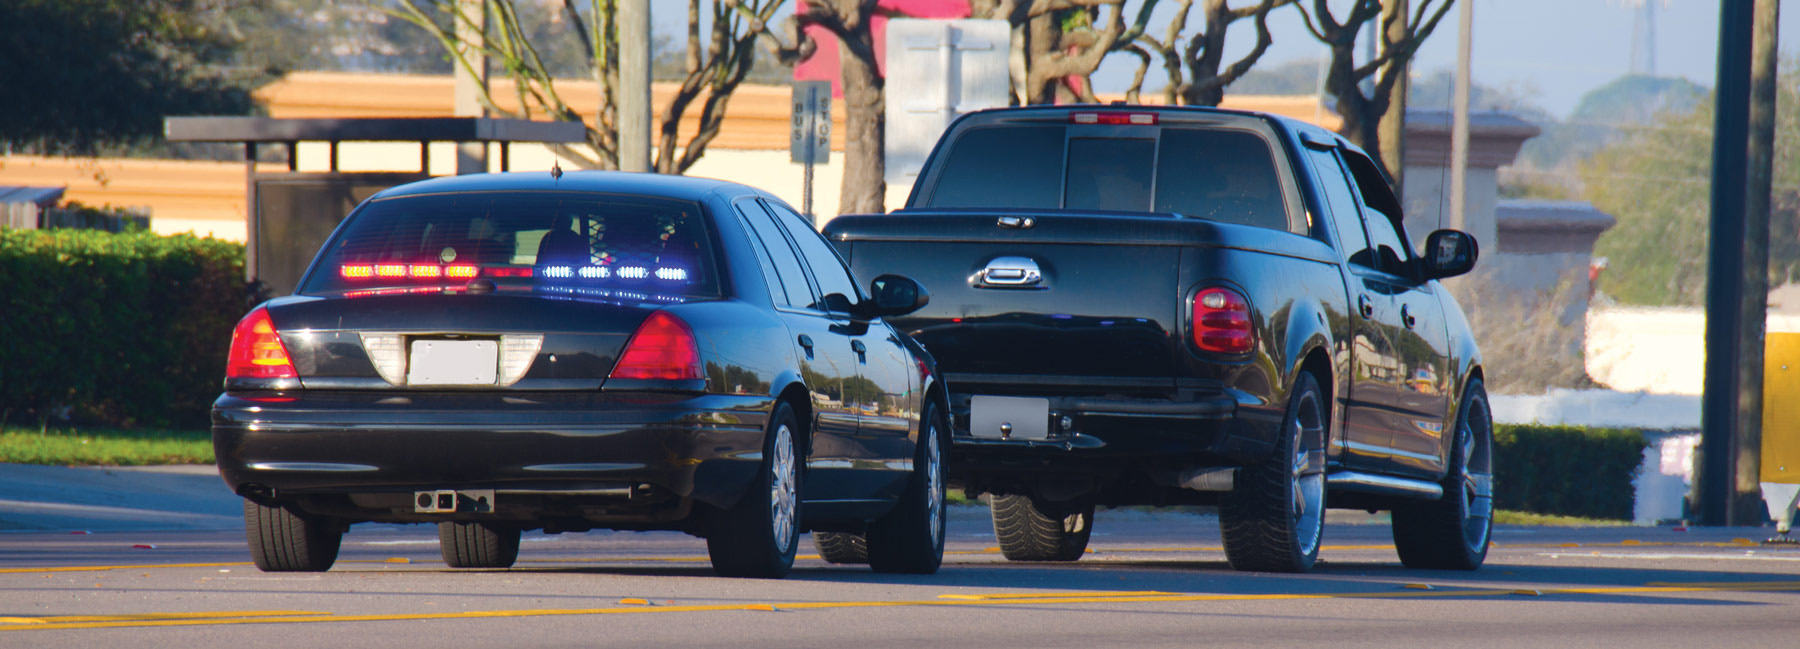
[453,0,488,175]
[1697,0,1755,527]
[1448,0,1473,232]
[1736,0,1781,524]
[618,0,652,173]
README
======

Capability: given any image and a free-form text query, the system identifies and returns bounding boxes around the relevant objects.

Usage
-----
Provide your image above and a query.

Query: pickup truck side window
[1303,148,1372,267]
[1066,137,1155,212]
[768,201,862,313]
[738,200,816,308]
[1338,150,1415,277]
[925,126,1064,209]
[1155,129,1286,230]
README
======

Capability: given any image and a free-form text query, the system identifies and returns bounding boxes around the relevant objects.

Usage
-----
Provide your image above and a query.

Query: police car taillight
[609,311,701,380]
[226,307,297,379]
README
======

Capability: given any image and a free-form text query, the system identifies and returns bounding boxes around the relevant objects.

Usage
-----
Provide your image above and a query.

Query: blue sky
[650,0,1798,119]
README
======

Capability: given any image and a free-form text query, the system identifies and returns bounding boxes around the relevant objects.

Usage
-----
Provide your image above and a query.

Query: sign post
[791,81,832,223]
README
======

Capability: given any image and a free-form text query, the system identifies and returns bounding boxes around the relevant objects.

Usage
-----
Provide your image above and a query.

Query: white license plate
[969,396,1050,440]
[407,340,498,386]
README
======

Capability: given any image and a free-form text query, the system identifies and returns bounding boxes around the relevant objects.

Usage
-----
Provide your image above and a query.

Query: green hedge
[0,229,250,428]
[1494,424,1649,521]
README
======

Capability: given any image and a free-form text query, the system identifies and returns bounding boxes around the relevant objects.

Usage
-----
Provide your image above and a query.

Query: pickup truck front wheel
[992,494,1093,562]
[1221,372,1327,573]
[1392,379,1494,570]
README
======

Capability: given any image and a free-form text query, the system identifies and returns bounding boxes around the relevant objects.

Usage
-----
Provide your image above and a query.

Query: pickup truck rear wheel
[1221,372,1327,573]
[813,532,869,564]
[243,499,342,572]
[438,521,521,568]
[991,494,1093,562]
[1392,379,1494,570]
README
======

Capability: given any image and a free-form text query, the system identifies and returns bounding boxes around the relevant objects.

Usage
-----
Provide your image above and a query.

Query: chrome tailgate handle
[974,256,1044,288]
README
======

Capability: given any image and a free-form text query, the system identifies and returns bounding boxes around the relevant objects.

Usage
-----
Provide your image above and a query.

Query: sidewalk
[0,464,242,532]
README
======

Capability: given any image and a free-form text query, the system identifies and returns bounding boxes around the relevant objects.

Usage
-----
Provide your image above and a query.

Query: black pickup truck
[823,105,1492,573]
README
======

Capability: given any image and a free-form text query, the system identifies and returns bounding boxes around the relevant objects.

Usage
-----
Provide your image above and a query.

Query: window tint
[733,200,794,307]
[304,192,716,296]
[768,201,861,313]
[1155,129,1287,230]
[1339,150,1413,276]
[1066,138,1155,212]
[1304,149,1371,266]
[738,200,815,308]
[924,126,1064,209]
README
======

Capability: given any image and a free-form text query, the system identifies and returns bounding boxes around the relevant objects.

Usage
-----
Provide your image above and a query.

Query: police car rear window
[302,192,718,297]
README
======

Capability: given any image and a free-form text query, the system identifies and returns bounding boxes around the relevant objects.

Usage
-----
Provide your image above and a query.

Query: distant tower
[1629,0,1659,76]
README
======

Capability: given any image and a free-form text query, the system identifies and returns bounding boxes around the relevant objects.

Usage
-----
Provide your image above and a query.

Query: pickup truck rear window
[927,126,1064,209]
[923,124,1288,231]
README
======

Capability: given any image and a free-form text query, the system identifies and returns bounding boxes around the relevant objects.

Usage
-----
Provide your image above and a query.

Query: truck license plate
[970,396,1049,440]
[407,340,498,385]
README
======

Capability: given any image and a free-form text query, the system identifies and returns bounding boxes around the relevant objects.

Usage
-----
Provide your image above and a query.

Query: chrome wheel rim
[1291,390,1326,558]
[926,422,944,544]
[770,423,797,554]
[1459,395,1495,552]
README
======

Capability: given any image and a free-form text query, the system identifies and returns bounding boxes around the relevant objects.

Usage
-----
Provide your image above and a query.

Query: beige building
[0,72,1343,242]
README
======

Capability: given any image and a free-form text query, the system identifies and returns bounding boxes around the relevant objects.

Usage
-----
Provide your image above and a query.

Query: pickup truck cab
[824,105,1492,572]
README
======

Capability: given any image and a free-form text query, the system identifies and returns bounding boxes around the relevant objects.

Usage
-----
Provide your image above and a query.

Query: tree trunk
[1377,0,1410,192]
[837,37,885,214]
[1736,0,1781,524]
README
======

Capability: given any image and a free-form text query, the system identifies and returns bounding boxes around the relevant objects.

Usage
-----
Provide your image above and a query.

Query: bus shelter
[165,117,586,295]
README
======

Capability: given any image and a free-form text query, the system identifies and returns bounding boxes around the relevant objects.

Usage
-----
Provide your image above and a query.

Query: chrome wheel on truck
[1393,379,1494,570]
[1221,372,1327,573]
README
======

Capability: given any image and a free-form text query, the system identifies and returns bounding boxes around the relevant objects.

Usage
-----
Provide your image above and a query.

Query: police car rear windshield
[302,192,719,298]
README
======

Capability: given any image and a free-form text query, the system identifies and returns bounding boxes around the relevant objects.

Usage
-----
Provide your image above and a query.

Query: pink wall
[792,0,973,97]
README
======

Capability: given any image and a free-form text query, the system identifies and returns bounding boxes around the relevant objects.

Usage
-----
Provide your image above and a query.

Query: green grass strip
[0,426,212,466]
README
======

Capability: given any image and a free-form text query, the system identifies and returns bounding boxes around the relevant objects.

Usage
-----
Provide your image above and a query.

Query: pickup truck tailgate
[829,212,1182,387]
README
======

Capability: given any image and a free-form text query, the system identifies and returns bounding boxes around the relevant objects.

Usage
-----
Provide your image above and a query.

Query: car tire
[707,401,803,578]
[866,400,949,574]
[813,532,869,564]
[1392,378,1494,570]
[991,494,1093,562]
[438,521,521,569]
[243,499,342,573]
[1220,372,1327,573]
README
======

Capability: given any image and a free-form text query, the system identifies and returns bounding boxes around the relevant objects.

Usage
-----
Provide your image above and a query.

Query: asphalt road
[2,464,1798,648]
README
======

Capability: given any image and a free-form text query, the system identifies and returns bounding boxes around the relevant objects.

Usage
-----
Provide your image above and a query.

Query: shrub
[1494,424,1648,520]
[0,228,248,429]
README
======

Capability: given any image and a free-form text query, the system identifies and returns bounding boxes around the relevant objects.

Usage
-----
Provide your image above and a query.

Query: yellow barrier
[1764,333,1800,484]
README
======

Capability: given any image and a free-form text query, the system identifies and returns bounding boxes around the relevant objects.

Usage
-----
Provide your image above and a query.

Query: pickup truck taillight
[226,307,298,379]
[1193,288,1254,354]
[610,311,702,380]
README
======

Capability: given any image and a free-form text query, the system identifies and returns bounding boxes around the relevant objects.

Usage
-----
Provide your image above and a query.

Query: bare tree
[393,0,784,174]
[1119,0,1291,106]
[750,0,885,214]
[968,0,1156,105]
[1294,0,1455,181]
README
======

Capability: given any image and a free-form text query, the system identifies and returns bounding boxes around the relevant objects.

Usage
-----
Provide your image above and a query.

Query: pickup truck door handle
[1357,295,1375,318]
[974,256,1044,288]
[1401,304,1417,329]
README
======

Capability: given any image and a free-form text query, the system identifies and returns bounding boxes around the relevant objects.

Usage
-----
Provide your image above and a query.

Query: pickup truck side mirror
[859,274,930,319]
[1423,229,1478,280]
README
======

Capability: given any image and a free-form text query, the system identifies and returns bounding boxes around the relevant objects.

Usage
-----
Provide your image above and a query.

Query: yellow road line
[0,562,250,575]
[937,590,1177,600]
[5,581,1797,632]
[12,611,327,624]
